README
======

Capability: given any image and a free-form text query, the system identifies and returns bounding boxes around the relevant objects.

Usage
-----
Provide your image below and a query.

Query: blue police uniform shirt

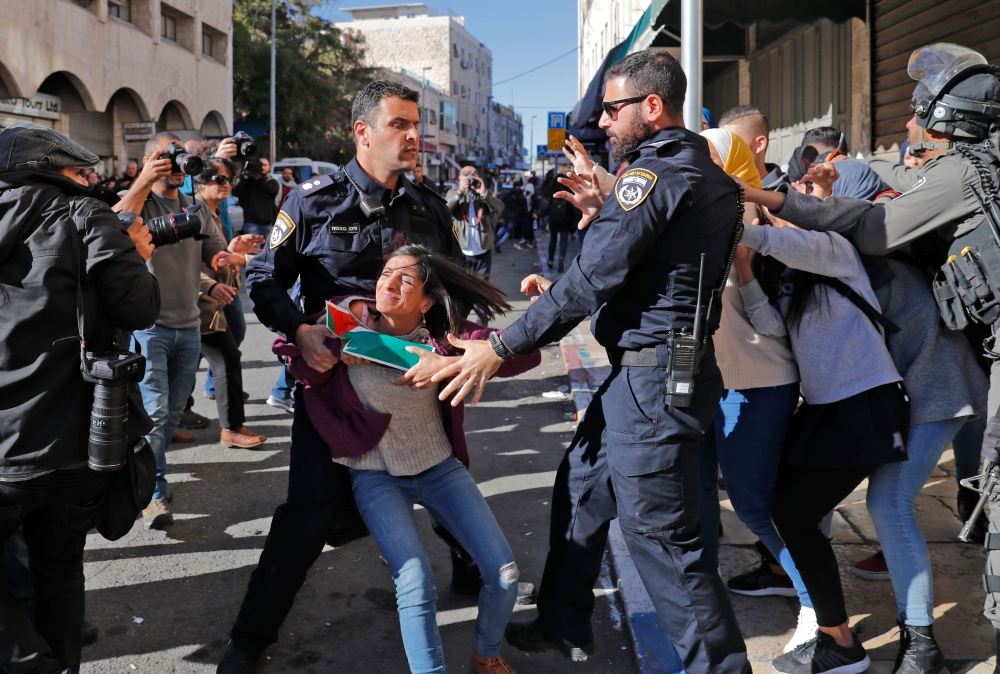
[246,157,458,339]
[502,126,741,354]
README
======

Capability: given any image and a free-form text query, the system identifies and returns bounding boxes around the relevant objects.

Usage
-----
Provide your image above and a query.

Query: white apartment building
[578,0,652,97]
[0,0,233,173]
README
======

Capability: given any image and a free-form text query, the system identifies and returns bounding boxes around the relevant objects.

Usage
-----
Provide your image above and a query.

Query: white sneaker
[266,394,294,413]
[784,605,818,653]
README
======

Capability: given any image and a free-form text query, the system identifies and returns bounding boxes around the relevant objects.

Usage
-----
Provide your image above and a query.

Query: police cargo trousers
[535,357,749,674]
[983,329,1000,630]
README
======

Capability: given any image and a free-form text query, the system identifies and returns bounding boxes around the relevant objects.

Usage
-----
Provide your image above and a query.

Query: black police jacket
[247,158,461,339]
[0,171,160,475]
[502,127,741,354]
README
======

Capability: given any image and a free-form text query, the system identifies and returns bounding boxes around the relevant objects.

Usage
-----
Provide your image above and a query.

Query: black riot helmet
[908,44,1000,154]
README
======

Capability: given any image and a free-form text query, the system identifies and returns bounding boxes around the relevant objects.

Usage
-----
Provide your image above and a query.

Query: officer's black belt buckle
[609,347,659,367]
[986,532,1000,550]
[984,574,1000,593]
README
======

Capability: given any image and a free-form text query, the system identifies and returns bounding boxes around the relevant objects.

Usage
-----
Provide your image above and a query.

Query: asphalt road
[81,231,637,673]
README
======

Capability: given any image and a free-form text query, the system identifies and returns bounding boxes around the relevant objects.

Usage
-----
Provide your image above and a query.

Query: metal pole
[530,115,537,169]
[269,0,277,165]
[421,66,431,171]
[680,0,702,132]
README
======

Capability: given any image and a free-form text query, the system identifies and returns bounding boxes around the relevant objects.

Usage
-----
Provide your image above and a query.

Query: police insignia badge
[615,168,658,211]
[270,210,296,249]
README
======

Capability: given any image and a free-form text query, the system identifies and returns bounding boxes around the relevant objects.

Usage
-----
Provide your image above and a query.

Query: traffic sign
[548,112,566,129]
[547,128,566,152]
[536,144,562,159]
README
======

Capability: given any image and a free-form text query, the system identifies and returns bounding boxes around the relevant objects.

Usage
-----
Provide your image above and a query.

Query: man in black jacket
[232,158,279,237]
[0,122,160,674]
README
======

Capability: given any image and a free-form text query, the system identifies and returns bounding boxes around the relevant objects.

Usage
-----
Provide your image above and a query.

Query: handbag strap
[824,277,901,335]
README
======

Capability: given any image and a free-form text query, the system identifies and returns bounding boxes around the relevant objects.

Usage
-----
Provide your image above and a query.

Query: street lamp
[420,66,432,171]
[530,115,538,170]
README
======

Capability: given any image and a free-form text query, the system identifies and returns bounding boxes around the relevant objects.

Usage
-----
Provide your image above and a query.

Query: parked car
[227,196,244,234]
[271,157,339,183]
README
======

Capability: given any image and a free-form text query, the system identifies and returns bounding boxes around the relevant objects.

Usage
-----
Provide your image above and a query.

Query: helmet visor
[908,43,988,98]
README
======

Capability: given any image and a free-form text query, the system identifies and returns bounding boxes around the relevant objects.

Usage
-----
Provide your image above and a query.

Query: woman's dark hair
[194,157,236,188]
[750,248,829,332]
[384,245,512,341]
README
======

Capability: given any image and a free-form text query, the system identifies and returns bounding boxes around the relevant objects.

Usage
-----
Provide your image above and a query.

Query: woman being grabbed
[278,245,540,674]
[738,213,909,674]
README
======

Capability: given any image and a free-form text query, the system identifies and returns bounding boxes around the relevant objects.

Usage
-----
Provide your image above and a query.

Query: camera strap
[66,217,87,356]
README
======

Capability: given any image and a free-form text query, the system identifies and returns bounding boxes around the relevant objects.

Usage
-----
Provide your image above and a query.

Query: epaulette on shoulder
[411,180,447,204]
[297,172,342,197]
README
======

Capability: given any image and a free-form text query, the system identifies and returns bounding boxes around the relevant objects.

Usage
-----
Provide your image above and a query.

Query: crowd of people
[2,39,1000,674]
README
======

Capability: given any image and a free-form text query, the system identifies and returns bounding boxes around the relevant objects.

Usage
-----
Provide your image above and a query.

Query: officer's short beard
[608,114,656,164]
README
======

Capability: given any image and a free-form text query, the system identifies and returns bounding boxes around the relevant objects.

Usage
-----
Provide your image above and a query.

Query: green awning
[653,0,866,32]
[612,0,670,63]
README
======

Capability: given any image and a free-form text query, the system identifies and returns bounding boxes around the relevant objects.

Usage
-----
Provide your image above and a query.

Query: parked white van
[271,157,339,184]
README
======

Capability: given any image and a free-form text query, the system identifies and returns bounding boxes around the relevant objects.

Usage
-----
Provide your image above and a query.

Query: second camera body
[231,131,258,163]
[160,142,204,176]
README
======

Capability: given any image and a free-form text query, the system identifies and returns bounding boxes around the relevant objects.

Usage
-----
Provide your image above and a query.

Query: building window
[108,0,131,21]
[453,43,459,58]
[162,13,177,42]
[202,33,213,57]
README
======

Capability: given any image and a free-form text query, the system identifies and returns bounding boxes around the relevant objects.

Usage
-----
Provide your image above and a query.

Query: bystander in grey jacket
[446,187,504,251]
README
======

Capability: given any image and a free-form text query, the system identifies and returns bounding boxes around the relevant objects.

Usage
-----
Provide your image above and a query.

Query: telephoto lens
[82,351,146,472]
[144,203,206,247]
[160,142,204,176]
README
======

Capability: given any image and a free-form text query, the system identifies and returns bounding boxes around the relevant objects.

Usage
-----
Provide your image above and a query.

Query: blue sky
[316,0,580,147]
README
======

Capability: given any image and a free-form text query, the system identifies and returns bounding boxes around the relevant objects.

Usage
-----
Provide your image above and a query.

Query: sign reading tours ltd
[0,93,61,120]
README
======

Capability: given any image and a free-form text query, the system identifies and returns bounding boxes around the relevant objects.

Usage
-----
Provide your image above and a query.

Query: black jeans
[464,250,492,280]
[547,230,570,263]
[201,328,244,430]
[0,467,110,674]
[771,463,876,627]
[535,357,748,674]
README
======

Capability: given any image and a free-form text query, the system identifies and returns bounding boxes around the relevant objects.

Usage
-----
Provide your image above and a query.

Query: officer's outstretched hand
[555,171,605,229]
[394,348,459,389]
[431,335,503,407]
[521,274,553,303]
[295,324,338,373]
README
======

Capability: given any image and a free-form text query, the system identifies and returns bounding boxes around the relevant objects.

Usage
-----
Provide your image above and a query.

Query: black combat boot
[217,642,260,674]
[892,622,944,674]
[957,486,988,544]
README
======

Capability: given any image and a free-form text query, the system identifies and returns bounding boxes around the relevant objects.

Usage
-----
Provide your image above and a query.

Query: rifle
[959,461,1000,543]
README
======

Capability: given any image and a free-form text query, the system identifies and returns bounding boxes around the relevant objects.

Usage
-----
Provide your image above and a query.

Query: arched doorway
[37,72,112,171]
[156,100,198,142]
[200,110,228,138]
[107,88,152,169]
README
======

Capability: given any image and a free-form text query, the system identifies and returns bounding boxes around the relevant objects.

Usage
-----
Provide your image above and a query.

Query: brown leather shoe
[221,426,267,449]
[142,498,173,530]
[171,429,196,444]
[471,650,517,674]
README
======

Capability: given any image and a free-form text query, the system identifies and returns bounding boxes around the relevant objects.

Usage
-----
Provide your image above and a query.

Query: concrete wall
[578,0,651,97]
[0,0,232,167]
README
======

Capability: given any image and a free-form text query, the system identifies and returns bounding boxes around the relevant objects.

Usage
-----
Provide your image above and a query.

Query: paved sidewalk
[559,321,996,674]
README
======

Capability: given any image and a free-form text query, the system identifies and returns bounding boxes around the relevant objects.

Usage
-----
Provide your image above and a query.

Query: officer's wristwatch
[489,331,514,360]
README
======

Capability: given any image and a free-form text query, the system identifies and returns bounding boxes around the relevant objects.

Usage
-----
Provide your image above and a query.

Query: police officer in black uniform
[218,81,478,673]
[417,50,750,674]
[0,122,159,674]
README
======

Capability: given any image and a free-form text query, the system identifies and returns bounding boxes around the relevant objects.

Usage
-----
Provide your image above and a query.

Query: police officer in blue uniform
[217,81,469,673]
[422,51,751,673]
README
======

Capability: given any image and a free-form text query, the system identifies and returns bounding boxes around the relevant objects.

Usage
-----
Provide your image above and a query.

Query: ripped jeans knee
[498,561,519,588]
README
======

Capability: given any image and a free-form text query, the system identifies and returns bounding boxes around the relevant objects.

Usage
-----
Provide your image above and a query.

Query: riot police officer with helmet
[738,43,1000,674]
[0,122,160,674]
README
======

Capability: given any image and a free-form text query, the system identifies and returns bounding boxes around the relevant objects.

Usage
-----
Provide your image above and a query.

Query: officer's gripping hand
[431,335,503,407]
[803,162,839,198]
[520,274,552,303]
[127,216,156,261]
[394,348,459,389]
[295,324,339,373]
[555,171,605,229]
[211,251,245,270]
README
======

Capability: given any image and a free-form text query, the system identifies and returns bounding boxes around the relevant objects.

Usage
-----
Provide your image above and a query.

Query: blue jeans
[206,294,247,397]
[134,326,202,500]
[702,384,817,609]
[270,366,294,401]
[867,417,967,626]
[952,414,986,483]
[242,221,271,237]
[350,458,518,672]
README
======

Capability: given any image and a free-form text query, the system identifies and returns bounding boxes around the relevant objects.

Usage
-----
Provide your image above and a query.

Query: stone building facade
[335,3,501,171]
[0,0,232,173]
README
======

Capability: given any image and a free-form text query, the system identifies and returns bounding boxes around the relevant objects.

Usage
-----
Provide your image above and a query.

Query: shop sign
[0,93,61,120]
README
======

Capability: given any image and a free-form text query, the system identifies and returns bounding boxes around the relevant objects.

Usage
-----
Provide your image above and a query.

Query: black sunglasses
[602,95,648,117]
[206,175,234,186]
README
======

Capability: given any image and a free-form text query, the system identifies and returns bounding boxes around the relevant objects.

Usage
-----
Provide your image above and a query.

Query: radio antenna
[692,253,705,344]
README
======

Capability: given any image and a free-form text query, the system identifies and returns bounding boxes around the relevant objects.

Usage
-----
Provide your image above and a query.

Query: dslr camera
[159,142,204,176]
[469,177,482,190]
[82,350,146,471]
[231,131,258,163]
[119,204,206,247]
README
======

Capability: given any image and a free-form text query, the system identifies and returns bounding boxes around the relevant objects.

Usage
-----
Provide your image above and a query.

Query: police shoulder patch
[615,167,658,212]
[269,210,297,249]
[297,173,335,197]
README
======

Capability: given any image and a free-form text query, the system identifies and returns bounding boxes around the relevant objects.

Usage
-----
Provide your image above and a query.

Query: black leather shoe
[892,622,945,674]
[217,642,260,674]
[81,620,99,646]
[504,618,595,662]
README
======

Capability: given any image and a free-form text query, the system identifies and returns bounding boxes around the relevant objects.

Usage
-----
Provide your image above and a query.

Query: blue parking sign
[548,112,565,129]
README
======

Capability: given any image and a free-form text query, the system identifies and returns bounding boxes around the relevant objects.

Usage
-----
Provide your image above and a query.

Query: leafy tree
[233,0,371,163]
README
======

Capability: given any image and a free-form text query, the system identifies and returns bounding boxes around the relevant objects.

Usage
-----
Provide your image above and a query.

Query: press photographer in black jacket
[0,122,160,674]
[232,157,279,237]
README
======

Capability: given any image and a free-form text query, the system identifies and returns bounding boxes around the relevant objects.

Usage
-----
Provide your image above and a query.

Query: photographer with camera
[447,166,504,280]
[0,122,160,674]
[118,131,252,530]
[232,155,279,238]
